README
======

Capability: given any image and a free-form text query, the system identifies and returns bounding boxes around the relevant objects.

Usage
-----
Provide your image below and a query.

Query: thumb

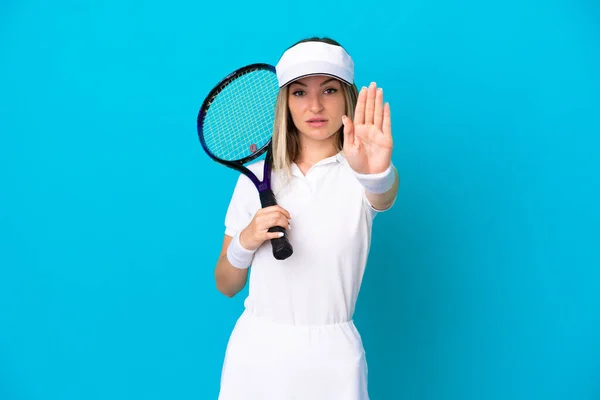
[342,115,354,147]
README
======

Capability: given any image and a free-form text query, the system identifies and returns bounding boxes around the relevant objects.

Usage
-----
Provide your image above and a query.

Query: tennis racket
[197,63,293,261]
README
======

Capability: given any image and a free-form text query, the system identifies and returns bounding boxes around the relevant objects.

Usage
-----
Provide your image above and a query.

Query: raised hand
[342,82,393,175]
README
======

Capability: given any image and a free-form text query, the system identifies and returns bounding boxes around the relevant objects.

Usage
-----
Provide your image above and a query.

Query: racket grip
[259,189,293,260]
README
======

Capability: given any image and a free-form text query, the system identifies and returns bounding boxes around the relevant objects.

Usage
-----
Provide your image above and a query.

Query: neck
[294,135,338,167]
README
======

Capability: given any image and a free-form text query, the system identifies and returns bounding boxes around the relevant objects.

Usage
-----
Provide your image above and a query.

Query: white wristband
[226,232,255,269]
[353,163,396,194]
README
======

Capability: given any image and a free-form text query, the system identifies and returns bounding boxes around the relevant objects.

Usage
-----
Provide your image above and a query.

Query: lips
[306,118,328,128]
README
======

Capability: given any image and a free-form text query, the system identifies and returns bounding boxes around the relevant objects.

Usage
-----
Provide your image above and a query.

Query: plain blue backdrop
[1,0,599,399]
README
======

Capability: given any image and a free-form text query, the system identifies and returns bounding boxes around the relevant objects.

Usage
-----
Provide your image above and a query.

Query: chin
[302,130,337,142]
[301,125,341,140]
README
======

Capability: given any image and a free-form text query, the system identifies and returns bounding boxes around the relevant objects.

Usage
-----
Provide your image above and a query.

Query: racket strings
[202,69,279,162]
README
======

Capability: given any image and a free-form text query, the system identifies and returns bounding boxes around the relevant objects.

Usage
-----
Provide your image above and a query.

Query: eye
[324,87,338,94]
[291,90,305,97]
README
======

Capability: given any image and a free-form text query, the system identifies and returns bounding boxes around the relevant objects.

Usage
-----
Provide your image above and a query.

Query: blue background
[1,0,599,399]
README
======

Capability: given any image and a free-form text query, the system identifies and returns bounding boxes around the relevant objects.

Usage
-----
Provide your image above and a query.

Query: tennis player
[214,37,399,400]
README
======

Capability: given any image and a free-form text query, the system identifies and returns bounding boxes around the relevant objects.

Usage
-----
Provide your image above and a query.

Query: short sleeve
[224,173,259,237]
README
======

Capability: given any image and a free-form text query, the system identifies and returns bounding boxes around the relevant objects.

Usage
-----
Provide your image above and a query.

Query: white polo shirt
[224,152,390,326]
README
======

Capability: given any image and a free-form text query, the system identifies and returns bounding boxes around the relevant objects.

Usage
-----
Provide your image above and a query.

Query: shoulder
[225,161,263,235]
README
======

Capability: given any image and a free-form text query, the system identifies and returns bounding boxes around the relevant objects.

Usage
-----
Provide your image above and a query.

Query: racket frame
[196,63,293,260]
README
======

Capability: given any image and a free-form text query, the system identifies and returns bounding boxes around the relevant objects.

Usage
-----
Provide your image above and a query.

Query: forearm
[365,167,399,211]
[214,206,290,297]
[215,254,248,298]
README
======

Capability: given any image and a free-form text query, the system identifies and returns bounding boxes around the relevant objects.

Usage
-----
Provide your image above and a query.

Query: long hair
[271,37,359,178]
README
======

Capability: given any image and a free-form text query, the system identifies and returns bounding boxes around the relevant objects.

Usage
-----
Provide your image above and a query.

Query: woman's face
[287,75,346,143]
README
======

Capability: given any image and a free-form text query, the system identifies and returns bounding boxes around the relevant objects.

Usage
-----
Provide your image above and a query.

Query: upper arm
[224,174,258,237]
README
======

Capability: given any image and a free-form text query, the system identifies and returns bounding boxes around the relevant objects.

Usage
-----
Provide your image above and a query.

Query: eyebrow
[290,78,339,87]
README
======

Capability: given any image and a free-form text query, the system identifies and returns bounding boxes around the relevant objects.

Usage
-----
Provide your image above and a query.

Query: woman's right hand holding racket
[239,206,292,251]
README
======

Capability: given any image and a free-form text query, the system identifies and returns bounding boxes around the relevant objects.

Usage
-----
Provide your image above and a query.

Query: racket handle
[268,226,293,260]
[259,189,293,260]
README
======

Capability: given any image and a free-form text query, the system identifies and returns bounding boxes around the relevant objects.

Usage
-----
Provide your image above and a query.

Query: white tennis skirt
[217,310,370,400]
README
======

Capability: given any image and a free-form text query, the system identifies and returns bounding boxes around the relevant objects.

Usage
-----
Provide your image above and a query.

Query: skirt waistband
[238,309,357,334]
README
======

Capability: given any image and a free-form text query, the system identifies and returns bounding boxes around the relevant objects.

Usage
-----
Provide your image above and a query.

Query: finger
[354,86,367,125]
[342,115,355,147]
[281,216,292,230]
[374,88,383,132]
[260,205,291,220]
[273,206,291,220]
[364,82,376,125]
[261,216,291,232]
[266,231,285,239]
[259,211,290,225]
[383,102,392,138]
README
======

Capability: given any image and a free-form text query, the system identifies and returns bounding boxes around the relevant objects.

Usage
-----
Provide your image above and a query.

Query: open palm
[342,82,393,175]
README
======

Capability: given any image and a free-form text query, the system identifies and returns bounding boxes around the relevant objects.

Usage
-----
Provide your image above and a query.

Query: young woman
[214,37,399,400]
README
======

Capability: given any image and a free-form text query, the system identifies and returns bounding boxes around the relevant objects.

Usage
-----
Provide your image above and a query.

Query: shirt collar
[291,151,344,177]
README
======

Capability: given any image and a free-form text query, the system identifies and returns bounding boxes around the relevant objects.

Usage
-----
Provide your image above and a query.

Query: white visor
[275,41,354,88]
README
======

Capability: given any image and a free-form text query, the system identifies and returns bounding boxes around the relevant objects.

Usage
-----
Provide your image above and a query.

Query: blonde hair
[271,38,359,179]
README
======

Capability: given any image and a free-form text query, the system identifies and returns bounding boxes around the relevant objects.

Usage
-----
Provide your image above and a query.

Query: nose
[308,93,324,113]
